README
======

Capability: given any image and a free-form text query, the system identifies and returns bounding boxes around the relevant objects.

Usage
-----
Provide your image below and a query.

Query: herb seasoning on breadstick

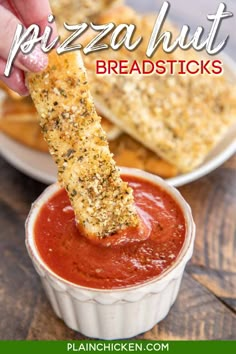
[27,50,139,238]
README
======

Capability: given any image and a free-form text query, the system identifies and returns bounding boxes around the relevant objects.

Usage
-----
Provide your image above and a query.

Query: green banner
[0,340,236,354]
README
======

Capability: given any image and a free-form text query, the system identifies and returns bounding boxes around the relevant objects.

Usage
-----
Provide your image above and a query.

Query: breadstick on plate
[50,0,124,38]
[83,7,236,173]
[27,50,139,238]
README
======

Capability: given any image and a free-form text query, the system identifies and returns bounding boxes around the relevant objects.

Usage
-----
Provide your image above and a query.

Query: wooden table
[0,153,235,340]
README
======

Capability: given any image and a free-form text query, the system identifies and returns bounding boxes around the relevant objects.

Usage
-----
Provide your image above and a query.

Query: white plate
[0,133,57,184]
[0,122,235,187]
[0,54,235,187]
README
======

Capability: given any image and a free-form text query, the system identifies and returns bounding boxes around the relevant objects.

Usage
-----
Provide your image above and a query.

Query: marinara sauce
[34,175,186,289]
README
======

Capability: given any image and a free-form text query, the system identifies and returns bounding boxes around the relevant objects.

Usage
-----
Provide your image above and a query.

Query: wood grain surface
[0,154,235,340]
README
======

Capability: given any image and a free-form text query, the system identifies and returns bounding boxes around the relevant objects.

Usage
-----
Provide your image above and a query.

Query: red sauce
[34,176,186,289]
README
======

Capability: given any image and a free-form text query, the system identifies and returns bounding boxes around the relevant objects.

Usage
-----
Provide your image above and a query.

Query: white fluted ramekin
[25,167,195,339]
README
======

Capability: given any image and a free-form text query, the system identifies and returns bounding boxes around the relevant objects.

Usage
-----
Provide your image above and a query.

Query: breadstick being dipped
[27,50,139,238]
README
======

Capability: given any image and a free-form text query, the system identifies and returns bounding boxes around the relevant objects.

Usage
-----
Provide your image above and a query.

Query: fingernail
[2,68,29,96]
[14,69,29,96]
[18,46,48,73]
[18,84,29,96]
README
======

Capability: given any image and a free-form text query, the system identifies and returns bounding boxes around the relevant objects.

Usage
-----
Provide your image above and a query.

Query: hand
[0,0,57,95]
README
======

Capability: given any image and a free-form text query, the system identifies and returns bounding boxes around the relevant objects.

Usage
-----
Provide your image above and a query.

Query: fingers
[17,45,48,73]
[0,57,28,95]
[0,0,12,11]
[0,5,48,74]
[0,0,56,94]
[11,0,58,37]
[0,5,21,61]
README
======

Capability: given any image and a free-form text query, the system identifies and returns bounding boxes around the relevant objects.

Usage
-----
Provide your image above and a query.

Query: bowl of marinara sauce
[25,167,195,339]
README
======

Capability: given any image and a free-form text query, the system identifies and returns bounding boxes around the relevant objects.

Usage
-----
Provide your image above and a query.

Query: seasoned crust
[50,0,124,37]
[0,89,121,151]
[27,50,139,238]
[82,8,236,172]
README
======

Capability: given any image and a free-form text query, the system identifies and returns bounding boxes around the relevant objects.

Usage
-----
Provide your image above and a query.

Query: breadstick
[27,50,139,238]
